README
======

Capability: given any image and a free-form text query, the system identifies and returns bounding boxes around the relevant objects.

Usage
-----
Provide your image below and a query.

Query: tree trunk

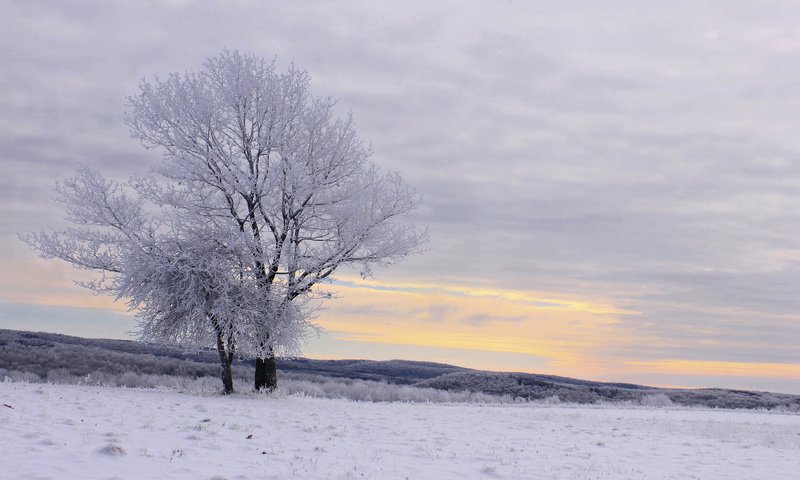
[215,332,234,394]
[220,358,234,395]
[254,356,277,392]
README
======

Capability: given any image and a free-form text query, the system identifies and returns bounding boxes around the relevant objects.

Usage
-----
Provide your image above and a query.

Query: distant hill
[1,328,798,410]
[0,329,465,384]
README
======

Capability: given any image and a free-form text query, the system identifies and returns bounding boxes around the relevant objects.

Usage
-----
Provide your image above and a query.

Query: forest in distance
[2,328,798,411]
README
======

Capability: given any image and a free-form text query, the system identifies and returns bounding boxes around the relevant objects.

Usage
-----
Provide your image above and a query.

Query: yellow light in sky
[4,258,797,390]
[1,257,124,311]
[319,275,638,374]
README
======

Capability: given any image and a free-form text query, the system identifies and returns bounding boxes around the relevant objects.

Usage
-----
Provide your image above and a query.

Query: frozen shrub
[769,403,800,413]
[118,372,152,388]
[542,395,561,405]
[2,369,42,383]
[275,376,515,403]
[640,393,674,407]
[85,371,119,387]
[46,368,76,384]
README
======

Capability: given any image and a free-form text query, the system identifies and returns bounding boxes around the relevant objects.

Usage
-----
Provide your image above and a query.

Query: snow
[1,382,798,479]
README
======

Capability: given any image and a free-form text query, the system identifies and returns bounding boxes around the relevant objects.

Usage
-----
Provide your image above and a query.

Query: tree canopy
[22,50,425,393]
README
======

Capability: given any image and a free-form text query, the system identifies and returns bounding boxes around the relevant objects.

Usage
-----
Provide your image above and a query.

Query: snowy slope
[1,381,798,480]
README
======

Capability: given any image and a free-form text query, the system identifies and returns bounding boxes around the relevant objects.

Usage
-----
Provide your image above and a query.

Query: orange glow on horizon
[4,264,797,388]
[0,257,129,312]
[625,359,800,380]
[319,275,637,374]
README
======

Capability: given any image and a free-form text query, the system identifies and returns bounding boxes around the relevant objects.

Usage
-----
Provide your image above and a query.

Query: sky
[1,0,799,394]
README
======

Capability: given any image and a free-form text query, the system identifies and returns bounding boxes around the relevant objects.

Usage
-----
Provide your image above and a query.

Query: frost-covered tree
[22,50,425,392]
[20,167,300,393]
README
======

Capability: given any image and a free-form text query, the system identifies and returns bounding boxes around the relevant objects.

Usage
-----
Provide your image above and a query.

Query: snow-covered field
[1,382,798,480]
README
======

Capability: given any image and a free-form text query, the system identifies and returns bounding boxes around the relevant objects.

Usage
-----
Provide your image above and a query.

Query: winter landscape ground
[2,381,799,480]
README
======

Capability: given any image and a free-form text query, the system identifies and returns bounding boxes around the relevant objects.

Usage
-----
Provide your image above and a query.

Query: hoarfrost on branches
[21,50,425,393]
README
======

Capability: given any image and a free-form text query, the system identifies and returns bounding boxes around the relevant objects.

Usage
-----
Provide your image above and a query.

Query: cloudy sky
[2,0,799,393]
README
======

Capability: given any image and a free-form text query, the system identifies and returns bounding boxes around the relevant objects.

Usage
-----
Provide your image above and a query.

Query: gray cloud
[2,0,800,390]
